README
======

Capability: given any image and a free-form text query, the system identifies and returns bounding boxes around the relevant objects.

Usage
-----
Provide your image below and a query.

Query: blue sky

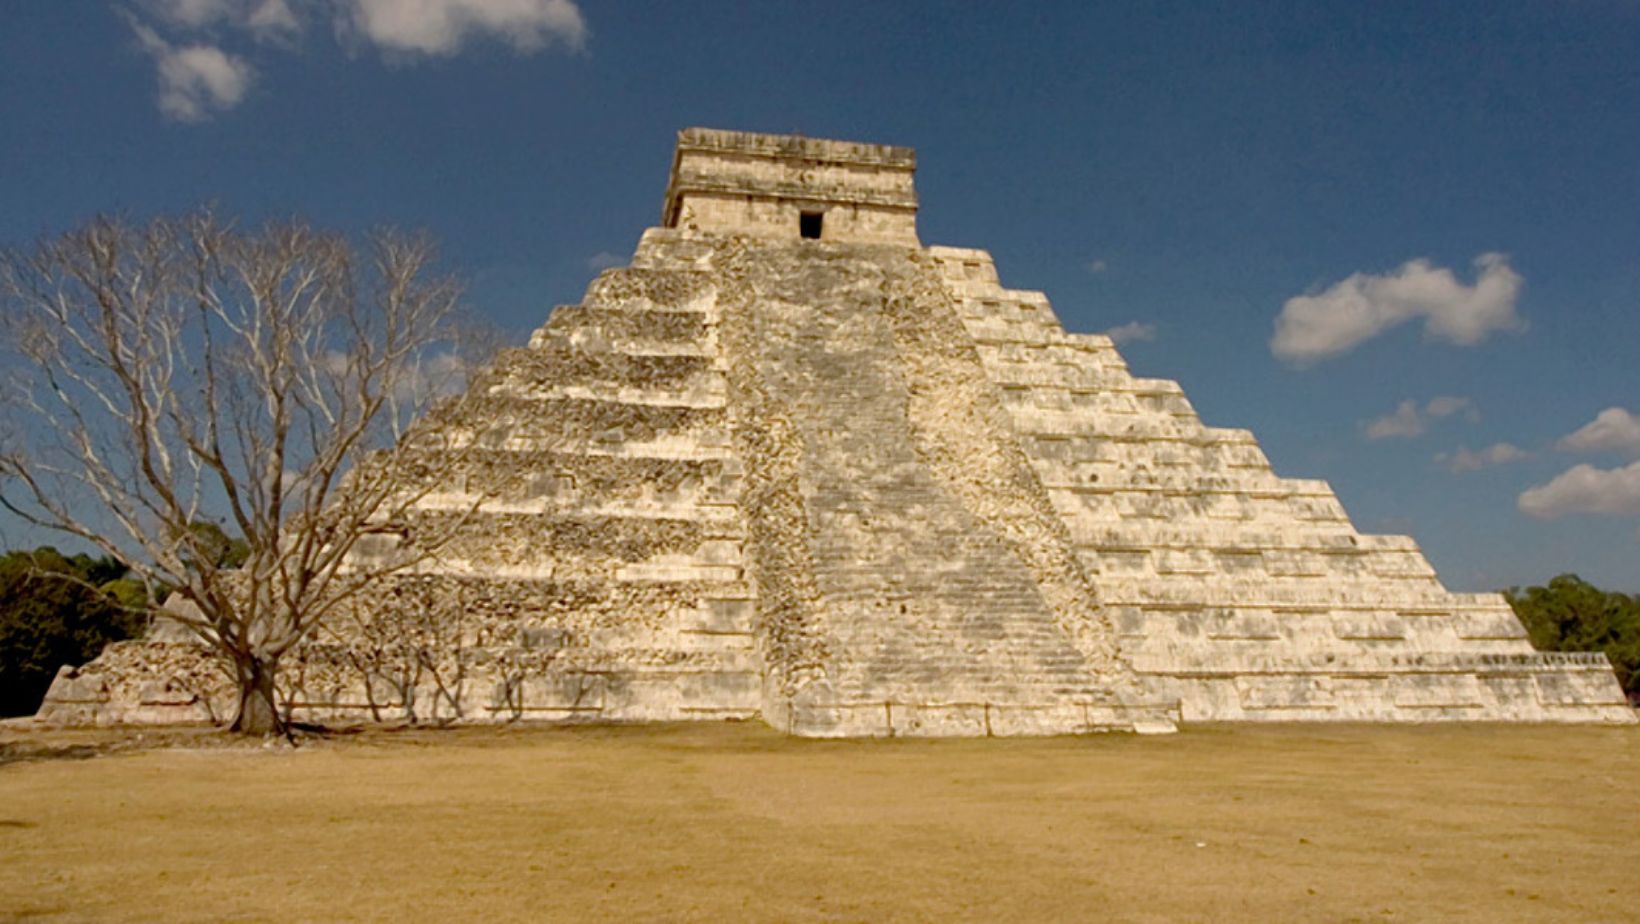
[2,1,1637,590]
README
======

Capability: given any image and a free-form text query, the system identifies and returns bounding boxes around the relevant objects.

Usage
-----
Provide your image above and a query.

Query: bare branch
[0,211,479,735]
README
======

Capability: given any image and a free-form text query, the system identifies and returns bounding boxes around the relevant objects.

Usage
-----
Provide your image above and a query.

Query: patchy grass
[1,721,1636,922]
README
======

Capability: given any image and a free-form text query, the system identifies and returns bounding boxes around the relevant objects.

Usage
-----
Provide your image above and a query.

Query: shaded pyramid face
[41,129,1632,733]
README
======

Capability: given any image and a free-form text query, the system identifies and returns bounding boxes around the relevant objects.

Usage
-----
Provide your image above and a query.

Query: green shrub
[0,547,147,717]
[1504,574,1640,700]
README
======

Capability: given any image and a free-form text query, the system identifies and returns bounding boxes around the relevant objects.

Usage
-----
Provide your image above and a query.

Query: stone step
[411,493,742,522]
[1083,548,1437,580]
[526,339,722,364]
[581,266,717,314]
[955,300,1062,328]
[1044,475,1335,499]
[488,345,719,393]
[1064,521,1406,551]
[828,681,1116,701]
[1025,435,1272,470]
[998,388,1198,419]
[531,303,713,343]
[461,435,734,460]
[1097,584,1486,610]
[615,559,742,583]
[394,449,737,504]
[983,364,1135,390]
[488,378,727,409]
[454,395,728,437]
[967,323,1059,347]
[1114,610,1531,647]
[684,595,759,633]
[977,341,1129,370]
[1130,650,1608,676]
[533,383,726,409]
[1055,504,1350,526]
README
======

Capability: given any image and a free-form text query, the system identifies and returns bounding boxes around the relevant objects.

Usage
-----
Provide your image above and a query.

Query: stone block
[136,680,200,707]
[1206,613,1284,640]
[689,596,757,633]
[1452,613,1530,641]
[1236,676,1336,710]
[508,673,607,712]
[43,666,110,704]
[1391,675,1485,709]
[1334,614,1409,641]
[1534,670,1627,707]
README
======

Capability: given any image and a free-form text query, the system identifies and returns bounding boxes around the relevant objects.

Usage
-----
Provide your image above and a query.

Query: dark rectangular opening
[800,211,823,239]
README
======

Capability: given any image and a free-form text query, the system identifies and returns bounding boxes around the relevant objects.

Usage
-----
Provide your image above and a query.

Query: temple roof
[661,127,918,229]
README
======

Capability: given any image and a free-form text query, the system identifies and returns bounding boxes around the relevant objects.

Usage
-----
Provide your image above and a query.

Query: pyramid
[41,128,1633,734]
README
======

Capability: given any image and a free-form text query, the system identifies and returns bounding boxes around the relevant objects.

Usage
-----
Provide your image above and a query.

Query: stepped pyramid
[40,128,1632,733]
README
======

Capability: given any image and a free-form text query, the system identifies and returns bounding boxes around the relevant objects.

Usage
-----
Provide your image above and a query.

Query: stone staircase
[655,234,1173,735]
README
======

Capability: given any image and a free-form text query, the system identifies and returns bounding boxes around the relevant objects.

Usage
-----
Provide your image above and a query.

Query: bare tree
[0,211,480,735]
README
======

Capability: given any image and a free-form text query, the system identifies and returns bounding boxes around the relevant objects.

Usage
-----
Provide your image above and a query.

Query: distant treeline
[1504,574,1640,702]
[0,548,149,717]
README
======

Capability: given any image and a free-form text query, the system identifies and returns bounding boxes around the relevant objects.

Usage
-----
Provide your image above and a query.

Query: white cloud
[134,25,255,122]
[1364,401,1424,440]
[1438,442,1528,474]
[340,0,588,56]
[1557,406,1640,457]
[1271,253,1524,366]
[246,0,301,37]
[1424,396,1475,420]
[145,0,300,39]
[1362,396,1476,441]
[1518,459,1640,519]
[586,251,624,271]
[1102,321,1156,344]
[126,0,586,120]
[147,0,238,28]
[1087,259,1108,274]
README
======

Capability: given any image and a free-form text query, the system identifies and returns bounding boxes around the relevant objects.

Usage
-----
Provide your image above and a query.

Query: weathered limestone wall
[670,195,918,247]
[926,245,1633,724]
[663,128,919,246]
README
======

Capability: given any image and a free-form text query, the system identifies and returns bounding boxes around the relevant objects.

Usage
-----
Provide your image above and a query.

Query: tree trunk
[230,655,283,736]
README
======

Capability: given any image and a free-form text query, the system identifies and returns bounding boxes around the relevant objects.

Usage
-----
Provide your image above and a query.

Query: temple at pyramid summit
[40,128,1633,734]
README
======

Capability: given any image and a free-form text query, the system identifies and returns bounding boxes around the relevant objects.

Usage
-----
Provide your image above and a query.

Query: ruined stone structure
[40,128,1633,733]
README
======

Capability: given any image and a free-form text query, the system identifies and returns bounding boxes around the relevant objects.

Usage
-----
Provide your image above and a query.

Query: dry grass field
[1,720,1636,922]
